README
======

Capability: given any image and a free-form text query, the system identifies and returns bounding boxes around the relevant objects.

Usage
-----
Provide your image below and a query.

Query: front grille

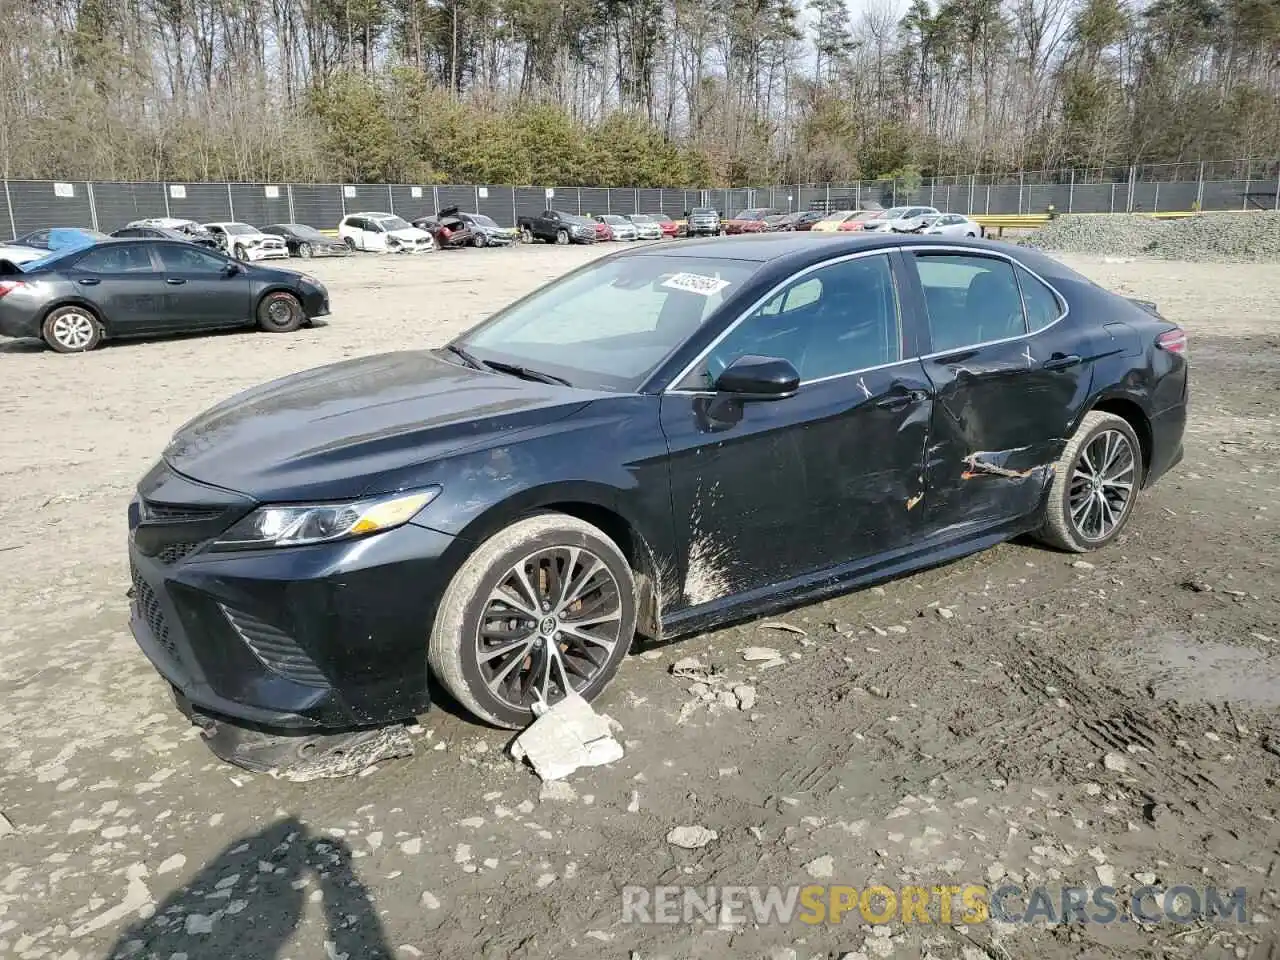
[131,565,181,664]
[141,500,222,524]
[157,542,201,565]
[220,604,328,687]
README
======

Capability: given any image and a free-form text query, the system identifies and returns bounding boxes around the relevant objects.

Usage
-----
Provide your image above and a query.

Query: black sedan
[126,234,1187,736]
[261,223,351,258]
[111,224,220,248]
[0,239,329,352]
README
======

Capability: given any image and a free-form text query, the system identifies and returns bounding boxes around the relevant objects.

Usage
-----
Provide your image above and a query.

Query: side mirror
[714,354,799,401]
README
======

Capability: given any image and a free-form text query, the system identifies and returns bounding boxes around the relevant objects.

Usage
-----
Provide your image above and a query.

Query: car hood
[162,351,592,502]
[388,227,432,242]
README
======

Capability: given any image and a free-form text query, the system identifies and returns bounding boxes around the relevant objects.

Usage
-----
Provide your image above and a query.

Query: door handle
[165,278,186,285]
[875,389,928,411]
[1042,353,1082,371]
[76,277,100,286]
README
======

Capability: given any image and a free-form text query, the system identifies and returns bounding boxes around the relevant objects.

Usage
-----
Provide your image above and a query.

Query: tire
[344,236,357,251]
[256,291,305,334]
[233,244,248,261]
[473,233,487,248]
[1036,411,1144,553]
[555,229,569,245]
[298,242,313,258]
[42,305,103,353]
[429,513,637,729]
[520,227,534,244]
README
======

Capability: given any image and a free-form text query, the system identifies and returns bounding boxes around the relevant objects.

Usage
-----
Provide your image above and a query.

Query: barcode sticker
[660,272,731,297]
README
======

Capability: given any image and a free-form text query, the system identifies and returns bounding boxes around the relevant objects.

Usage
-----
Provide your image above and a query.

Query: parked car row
[516,210,681,244]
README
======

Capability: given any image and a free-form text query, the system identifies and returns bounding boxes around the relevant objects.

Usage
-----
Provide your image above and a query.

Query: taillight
[1156,328,1187,354]
[0,279,25,299]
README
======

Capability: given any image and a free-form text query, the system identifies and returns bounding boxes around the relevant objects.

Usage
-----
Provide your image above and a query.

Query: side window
[691,254,901,386]
[114,228,139,238]
[1017,265,1064,332]
[915,254,1027,352]
[76,245,156,273]
[156,245,227,273]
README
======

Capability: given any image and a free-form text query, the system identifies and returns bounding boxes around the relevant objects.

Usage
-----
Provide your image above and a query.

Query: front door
[154,243,252,327]
[902,249,1095,533]
[660,251,932,611]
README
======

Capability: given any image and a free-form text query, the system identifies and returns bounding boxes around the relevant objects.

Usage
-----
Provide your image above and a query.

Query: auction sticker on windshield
[661,273,732,297]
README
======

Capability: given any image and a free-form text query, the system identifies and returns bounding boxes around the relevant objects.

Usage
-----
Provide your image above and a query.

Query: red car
[723,208,777,235]
[593,221,613,241]
[646,213,680,238]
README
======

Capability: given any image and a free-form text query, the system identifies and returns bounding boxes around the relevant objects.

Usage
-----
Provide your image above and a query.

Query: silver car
[860,205,942,233]
[921,213,982,238]
[624,214,663,240]
[596,215,638,241]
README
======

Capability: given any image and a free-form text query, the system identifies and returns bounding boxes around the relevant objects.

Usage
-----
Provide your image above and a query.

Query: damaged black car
[128,234,1188,739]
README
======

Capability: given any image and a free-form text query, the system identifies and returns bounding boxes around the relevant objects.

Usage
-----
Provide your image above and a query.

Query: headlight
[212,488,439,550]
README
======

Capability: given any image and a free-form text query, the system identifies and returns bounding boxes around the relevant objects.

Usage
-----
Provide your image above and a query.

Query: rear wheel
[473,233,487,248]
[428,513,637,729]
[1037,411,1144,552]
[42,306,103,353]
[520,227,534,244]
[256,291,305,334]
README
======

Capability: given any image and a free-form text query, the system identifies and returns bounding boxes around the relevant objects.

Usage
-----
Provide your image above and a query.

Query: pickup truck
[517,210,597,245]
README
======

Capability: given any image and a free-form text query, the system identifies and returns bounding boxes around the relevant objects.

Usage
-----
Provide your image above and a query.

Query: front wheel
[473,233,487,248]
[256,291,305,333]
[344,236,357,251]
[298,242,313,258]
[520,227,534,244]
[428,513,637,729]
[1036,411,1144,552]
[233,245,248,261]
[555,229,569,245]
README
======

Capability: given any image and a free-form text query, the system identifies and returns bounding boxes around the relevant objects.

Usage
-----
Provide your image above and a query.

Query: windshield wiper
[480,359,573,387]
[442,343,484,370]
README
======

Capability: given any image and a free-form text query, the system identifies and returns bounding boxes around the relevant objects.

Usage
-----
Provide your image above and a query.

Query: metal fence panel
[636,188,662,214]
[7,181,95,234]
[290,185,344,228]
[1069,183,1114,214]
[608,188,636,215]
[89,181,168,231]
[341,185,392,216]
[166,183,232,224]
[435,185,476,214]
[1199,179,1243,211]
[390,185,431,218]
[1156,182,1198,212]
[657,189,684,215]
[984,184,1020,215]
[229,184,292,227]
[580,187,609,217]
[477,186,515,227]
[1026,184,1071,213]
[516,187,552,221]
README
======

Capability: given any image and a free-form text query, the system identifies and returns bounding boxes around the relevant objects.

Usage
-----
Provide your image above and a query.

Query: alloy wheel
[51,312,96,350]
[1068,429,1136,542]
[476,546,623,709]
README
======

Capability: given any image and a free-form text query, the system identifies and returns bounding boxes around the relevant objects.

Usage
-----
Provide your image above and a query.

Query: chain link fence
[4,161,1278,236]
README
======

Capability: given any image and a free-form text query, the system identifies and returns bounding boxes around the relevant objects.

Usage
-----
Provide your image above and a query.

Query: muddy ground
[0,244,1277,960]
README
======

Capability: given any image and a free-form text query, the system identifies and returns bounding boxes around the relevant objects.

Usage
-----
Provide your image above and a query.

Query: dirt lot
[0,244,1277,960]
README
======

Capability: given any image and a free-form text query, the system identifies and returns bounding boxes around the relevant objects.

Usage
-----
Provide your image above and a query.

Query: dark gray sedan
[0,239,329,353]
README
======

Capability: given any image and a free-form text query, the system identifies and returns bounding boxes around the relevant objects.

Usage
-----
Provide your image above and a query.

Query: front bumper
[247,247,290,261]
[127,470,459,730]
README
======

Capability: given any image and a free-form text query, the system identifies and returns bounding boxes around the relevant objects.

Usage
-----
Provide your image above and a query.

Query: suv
[684,207,722,238]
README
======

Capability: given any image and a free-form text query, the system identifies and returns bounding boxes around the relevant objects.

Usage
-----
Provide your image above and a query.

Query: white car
[921,213,982,238]
[203,222,289,262]
[338,213,434,253]
[595,215,637,241]
[0,243,51,265]
[860,205,942,233]
[625,214,664,240]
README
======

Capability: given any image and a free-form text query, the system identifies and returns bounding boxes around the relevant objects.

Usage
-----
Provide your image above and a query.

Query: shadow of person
[107,817,394,960]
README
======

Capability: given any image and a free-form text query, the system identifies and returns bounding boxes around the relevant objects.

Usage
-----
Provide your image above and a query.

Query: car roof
[623,232,1050,269]
[349,211,395,218]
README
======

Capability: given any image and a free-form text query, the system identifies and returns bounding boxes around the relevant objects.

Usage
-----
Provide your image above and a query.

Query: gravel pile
[1020,211,1280,262]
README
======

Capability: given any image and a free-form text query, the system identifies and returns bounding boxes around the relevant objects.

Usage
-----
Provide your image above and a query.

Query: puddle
[1117,631,1280,708]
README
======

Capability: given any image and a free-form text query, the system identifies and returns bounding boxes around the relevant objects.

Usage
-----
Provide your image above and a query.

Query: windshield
[222,223,256,235]
[691,208,717,216]
[470,214,498,228]
[630,214,652,223]
[376,216,412,231]
[602,215,627,225]
[457,255,758,392]
[853,210,881,221]
[20,242,96,272]
[650,214,673,223]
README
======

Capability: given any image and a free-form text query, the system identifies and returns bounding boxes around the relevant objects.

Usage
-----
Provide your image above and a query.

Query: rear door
[67,244,167,334]
[660,251,933,607]
[154,243,252,328]
[902,247,1094,532]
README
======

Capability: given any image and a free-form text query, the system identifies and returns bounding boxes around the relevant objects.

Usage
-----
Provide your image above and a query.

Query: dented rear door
[902,248,1095,532]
